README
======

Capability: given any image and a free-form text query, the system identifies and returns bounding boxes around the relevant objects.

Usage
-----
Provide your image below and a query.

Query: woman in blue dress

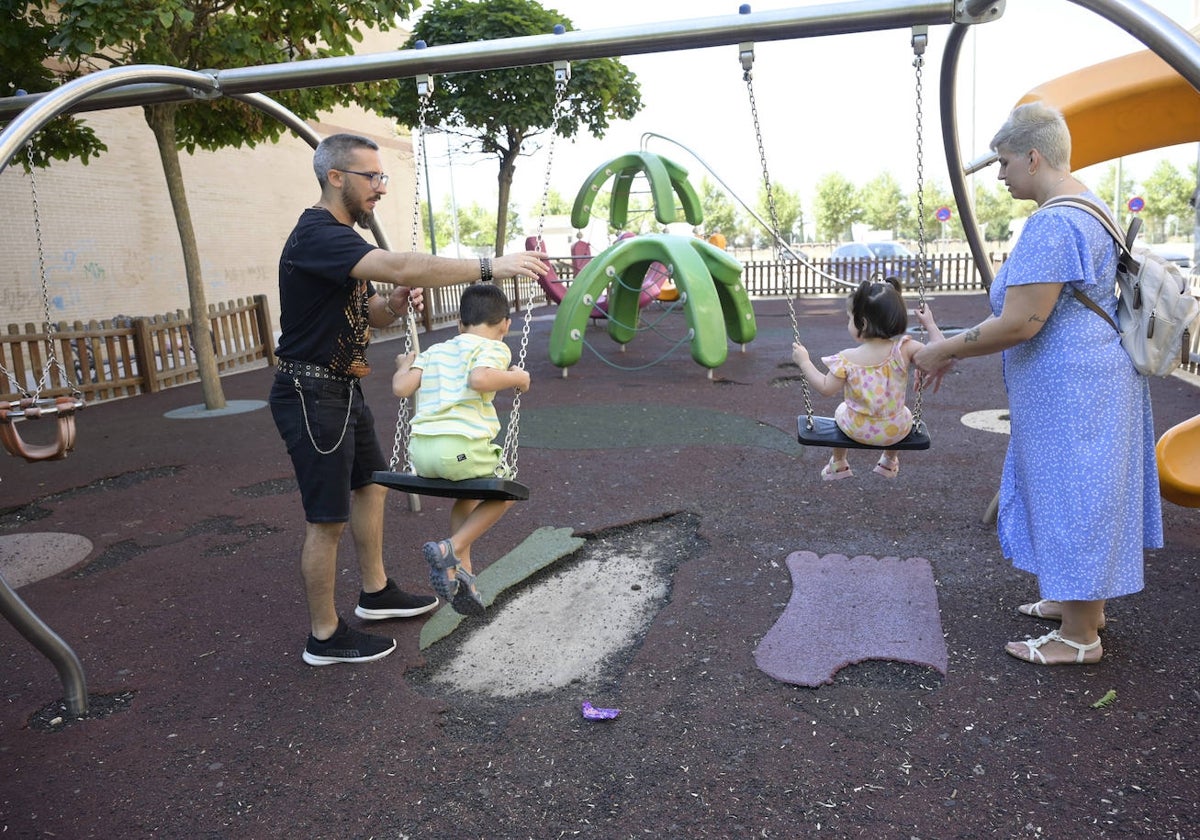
[913,102,1162,666]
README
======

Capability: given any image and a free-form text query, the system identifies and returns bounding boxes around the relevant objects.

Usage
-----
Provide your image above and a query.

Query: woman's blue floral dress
[990,192,1162,600]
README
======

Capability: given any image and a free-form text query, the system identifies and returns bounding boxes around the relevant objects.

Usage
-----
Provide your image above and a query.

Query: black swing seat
[372,470,530,501]
[796,415,931,451]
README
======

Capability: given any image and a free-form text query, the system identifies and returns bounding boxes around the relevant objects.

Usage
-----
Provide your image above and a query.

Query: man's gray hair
[313,134,380,188]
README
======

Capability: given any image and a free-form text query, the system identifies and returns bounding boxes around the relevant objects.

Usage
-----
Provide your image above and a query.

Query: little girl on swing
[791,276,943,480]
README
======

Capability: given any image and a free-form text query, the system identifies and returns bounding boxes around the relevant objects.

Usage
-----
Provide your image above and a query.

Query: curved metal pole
[0,65,219,176]
[0,571,87,716]
[940,23,994,289]
[0,86,369,720]
[0,1,958,122]
[1066,0,1200,91]
[230,93,392,252]
[941,0,1200,291]
[639,131,856,289]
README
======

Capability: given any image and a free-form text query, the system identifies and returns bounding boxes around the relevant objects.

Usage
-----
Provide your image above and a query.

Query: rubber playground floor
[2,293,1198,839]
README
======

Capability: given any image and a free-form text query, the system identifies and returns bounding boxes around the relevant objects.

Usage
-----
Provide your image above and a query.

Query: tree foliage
[1140,159,1192,241]
[387,0,642,253]
[1,2,105,167]
[813,173,860,241]
[859,173,906,235]
[699,177,737,242]
[12,0,421,409]
[755,182,802,251]
[972,181,1020,242]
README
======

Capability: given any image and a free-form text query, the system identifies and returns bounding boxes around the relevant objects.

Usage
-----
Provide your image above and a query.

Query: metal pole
[0,571,88,716]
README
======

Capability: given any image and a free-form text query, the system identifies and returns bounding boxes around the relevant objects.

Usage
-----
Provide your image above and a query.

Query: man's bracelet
[479,256,493,283]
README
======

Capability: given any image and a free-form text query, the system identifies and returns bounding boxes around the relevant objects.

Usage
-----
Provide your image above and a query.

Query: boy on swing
[391,283,530,616]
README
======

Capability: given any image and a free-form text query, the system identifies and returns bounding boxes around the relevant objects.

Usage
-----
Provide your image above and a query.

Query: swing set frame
[1,0,1196,719]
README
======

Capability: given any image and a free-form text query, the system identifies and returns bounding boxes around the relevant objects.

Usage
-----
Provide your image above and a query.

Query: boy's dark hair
[460,282,511,327]
[848,277,908,339]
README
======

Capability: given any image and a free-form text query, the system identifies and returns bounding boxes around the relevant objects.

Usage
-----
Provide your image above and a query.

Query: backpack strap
[1038,194,1139,334]
[1040,194,1142,259]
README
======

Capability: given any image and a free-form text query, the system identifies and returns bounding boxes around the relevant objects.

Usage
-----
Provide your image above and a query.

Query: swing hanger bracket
[910,26,928,57]
[415,73,434,99]
[738,42,755,77]
[553,60,571,85]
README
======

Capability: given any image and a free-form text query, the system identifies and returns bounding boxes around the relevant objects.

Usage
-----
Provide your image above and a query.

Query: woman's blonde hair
[989,102,1071,170]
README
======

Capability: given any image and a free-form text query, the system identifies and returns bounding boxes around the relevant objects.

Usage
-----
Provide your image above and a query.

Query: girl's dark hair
[847,277,908,339]
[460,282,511,327]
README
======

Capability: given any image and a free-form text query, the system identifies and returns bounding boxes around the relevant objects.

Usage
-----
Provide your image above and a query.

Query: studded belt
[276,358,358,383]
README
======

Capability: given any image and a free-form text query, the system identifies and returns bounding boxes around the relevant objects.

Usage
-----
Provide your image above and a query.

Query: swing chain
[500,62,570,479]
[910,26,928,423]
[26,142,75,400]
[744,51,814,423]
[911,27,929,311]
[389,79,434,472]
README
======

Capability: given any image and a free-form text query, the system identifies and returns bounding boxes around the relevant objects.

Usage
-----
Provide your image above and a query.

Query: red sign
[1127,196,1145,213]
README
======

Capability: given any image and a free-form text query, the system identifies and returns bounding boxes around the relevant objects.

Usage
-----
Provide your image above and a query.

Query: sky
[408,0,1200,246]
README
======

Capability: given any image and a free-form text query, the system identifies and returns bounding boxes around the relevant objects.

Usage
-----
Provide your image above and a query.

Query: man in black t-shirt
[269,133,547,666]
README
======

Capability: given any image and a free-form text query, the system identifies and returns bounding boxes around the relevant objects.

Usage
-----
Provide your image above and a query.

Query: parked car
[1147,242,1194,274]
[827,241,942,288]
[777,245,812,262]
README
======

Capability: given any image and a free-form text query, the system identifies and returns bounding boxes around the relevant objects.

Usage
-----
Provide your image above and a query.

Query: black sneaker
[354,578,438,620]
[302,617,396,666]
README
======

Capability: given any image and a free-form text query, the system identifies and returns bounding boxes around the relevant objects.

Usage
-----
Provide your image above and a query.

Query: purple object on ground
[754,552,948,687]
[581,701,619,720]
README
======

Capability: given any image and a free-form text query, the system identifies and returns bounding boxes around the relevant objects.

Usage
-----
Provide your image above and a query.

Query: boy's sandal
[821,458,853,481]
[1005,629,1102,666]
[873,456,899,478]
[423,539,459,601]
[1018,599,1106,630]
[451,567,486,617]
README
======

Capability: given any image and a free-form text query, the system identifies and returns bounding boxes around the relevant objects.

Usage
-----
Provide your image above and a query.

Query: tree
[973,181,1020,242]
[17,1,419,410]
[387,0,642,254]
[859,172,907,235]
[539,187,571,216]
[1140,159,1192,241]
[756,182,802,251]
[1,3,105,167]
[699,177,738,242]
[813,173,860,241]
[901,179,963,242]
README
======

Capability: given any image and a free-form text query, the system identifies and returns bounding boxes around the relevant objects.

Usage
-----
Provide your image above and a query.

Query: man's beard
[341,183,374,229]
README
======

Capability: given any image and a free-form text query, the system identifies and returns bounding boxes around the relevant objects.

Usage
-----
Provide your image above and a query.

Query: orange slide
[1017,40,1200,171]
[1157,415,1200,508]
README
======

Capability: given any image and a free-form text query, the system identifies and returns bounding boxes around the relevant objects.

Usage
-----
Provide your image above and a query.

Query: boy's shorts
[269,374,386,523]
[410,434,504,482]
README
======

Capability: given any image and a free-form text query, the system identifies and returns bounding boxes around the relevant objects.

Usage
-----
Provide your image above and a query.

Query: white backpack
[1042,195,1200,377]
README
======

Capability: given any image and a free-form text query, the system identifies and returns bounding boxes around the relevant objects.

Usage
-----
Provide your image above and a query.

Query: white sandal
[1006,629,1102,666]
[1017,599,1106,630]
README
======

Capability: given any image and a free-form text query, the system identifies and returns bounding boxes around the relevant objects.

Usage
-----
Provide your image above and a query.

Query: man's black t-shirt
[276,208,378,375]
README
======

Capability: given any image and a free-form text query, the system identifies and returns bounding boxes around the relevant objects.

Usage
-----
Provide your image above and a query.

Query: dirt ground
[2,294,1198,839]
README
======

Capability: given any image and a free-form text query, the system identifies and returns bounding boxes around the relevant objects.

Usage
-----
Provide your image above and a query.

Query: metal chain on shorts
[294,378,354,456]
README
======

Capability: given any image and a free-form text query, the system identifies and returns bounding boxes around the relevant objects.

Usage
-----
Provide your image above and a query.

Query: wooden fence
[4,253,1196,405]
[1,295,276,403]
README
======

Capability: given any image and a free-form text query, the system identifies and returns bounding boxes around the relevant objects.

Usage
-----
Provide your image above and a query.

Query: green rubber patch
[419,526,585,649]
